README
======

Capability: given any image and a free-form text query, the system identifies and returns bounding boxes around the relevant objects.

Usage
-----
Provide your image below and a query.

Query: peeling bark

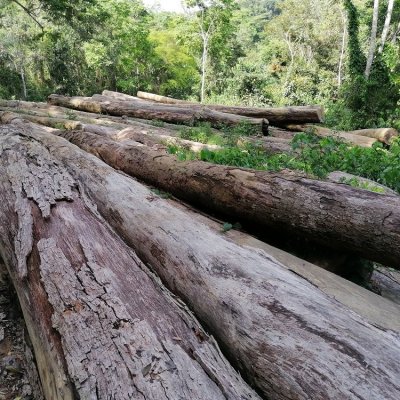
[0,125,259,400]
[3,120,400,400]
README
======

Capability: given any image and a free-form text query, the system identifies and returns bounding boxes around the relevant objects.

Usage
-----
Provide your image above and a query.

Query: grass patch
[169,130,400,194]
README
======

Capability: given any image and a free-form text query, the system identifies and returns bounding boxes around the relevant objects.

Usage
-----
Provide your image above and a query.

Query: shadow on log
[51,127,400,269]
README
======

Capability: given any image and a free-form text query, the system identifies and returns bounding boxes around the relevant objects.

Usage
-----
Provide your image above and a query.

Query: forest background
[1,0,400,130]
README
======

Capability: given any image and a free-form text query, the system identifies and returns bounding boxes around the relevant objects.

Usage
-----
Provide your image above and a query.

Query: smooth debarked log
[135,91,192,105]
[350,127,398,144]
[9,120,400,400]
[0,124,260,400]
[54,127,400,268]
[284,124,397,146]
[48,94,269,134]
[136,91,324,124]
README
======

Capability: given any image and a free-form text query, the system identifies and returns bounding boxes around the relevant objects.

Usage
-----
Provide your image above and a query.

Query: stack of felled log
[0,92,400,400]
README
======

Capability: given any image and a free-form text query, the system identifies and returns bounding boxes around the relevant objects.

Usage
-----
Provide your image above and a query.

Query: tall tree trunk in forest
[200,30,209,104]
[338,9,347,87]
[365,0,380,78]
[379,0,395,53]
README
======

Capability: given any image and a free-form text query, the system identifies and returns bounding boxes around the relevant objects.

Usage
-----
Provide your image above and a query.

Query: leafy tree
[183,0,238,102]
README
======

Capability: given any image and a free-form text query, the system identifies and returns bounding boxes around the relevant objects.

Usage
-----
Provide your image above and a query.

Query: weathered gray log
[7,120,400,400]
[136,91,324,124]
[51,127,400,268]
[48,94,269,134]
[0,124,260,400]
[371,266,400,305]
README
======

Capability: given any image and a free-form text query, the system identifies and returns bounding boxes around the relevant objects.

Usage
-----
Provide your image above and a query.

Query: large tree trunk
[5,119,400,400]
[48,94,269,134]
[135,91,324,124]
[48,126,400,268]
[0,124,259,400]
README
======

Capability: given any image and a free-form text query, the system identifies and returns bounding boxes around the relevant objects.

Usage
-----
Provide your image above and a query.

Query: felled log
[7,119,400,400]
[136,91,191,105]
[284,124,393,146]
[222,229,400,332]
[350,127,398,144]
[136,91,324,124]
[0,124,259,400]
[102,90,144,102]
[49,126,400,268]
[114,128,222,152]
[0,111,83,130]
[48,94,269,134]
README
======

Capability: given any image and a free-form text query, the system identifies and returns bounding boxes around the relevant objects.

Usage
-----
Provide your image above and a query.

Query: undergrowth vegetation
[171,127,400,194]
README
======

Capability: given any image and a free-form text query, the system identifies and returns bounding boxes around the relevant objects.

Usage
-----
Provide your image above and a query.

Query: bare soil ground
[0,263,43,400]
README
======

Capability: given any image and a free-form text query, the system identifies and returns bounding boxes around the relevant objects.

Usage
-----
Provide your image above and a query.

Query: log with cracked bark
[0,110,292,156]
[0,124,260,400]
[4,119,400,400]
[49,126,400,269]
[48,94,269,134]
[135,91,324,124]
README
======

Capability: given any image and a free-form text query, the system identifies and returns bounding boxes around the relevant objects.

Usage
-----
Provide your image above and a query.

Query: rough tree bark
[5,120,400,400]
[135,91,324,124]
[47,126,400,268]
[0,124,260,400]
[48,94,269,134]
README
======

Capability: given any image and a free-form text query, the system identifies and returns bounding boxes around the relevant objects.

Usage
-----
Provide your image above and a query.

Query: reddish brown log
[136,91,324,124]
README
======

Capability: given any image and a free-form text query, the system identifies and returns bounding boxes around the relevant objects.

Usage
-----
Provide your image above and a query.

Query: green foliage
[150,120,165,127]
[169,131,400,194]
[338,177,385,194]
[150,188,172,199]
[1,0,400,132]
[221,222,233,232]
[178,123,226,145]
